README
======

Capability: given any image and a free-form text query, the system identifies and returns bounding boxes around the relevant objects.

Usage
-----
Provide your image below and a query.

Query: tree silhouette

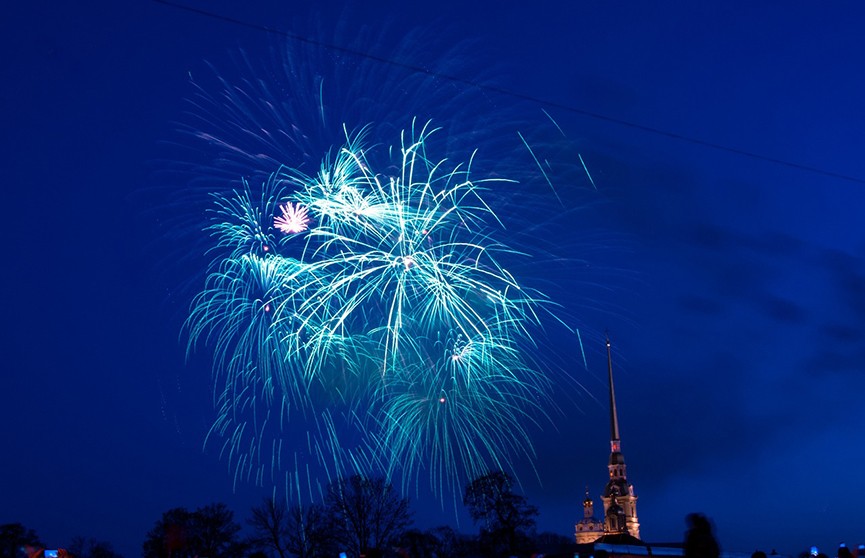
[191,503,247,558]
[67,537,123,558]
[425,526,464,558]
[249,499,288,558]
[463,471,538,557]
[283,504,329,558]
[324,475,412,558]
[402,526,481,558]
[0,523,43,558]
[142,503,246,558]
[142,507,193,558]
[396,529,440,558]
[248,498,330,558]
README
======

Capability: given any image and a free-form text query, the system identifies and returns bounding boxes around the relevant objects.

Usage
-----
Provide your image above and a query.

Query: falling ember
[274,201,310,234]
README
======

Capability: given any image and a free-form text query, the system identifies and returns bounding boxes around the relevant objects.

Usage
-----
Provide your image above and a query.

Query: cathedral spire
[601,335,639,539]
[575,336,641,543]
[606,335,621,453]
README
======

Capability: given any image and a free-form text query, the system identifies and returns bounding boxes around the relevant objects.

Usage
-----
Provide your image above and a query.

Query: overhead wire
[152,0,865,185]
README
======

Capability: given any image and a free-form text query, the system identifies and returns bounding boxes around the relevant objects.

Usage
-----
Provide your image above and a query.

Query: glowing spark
[519,131,562,205]
[578,153,597,190]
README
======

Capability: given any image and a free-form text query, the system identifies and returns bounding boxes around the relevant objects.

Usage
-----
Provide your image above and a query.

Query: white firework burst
[274,201,311,234]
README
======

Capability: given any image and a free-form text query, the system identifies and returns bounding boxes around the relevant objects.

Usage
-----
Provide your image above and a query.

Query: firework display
[179,37,581,502]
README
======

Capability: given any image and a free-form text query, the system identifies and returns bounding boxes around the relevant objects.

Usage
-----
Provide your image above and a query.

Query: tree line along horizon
[1,470,572,558]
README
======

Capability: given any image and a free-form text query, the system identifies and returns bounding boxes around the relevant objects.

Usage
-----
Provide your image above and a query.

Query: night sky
[3,2,865,557]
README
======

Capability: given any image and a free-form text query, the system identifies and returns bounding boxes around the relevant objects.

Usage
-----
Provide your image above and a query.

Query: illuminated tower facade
[575,337,641,543]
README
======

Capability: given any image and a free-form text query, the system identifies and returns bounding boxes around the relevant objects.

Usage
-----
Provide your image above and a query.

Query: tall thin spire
[606,335,621,449]
[601,334,639,539]
[575,335,641,543]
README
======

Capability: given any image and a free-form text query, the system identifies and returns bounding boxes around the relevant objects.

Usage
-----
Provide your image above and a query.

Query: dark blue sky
[3,2,865,557]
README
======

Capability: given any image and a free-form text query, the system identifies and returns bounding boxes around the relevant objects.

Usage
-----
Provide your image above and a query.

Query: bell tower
[575,487,605,543]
